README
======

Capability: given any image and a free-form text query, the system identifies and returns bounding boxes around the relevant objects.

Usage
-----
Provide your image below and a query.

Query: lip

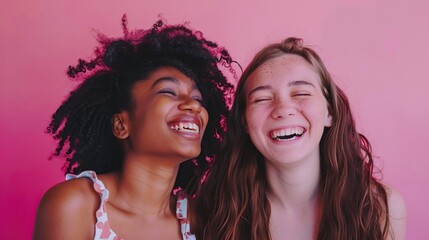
[267,125,307,142]
[167,114,203,140]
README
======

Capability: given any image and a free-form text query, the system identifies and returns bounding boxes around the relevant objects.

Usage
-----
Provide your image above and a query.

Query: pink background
[1,0,428,238]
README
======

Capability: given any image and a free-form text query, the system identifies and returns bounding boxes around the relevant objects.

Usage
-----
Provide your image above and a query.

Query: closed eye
[158,88,177,96]
[292,92,311,97]
[251,98,273,103]
[192,96,203,104]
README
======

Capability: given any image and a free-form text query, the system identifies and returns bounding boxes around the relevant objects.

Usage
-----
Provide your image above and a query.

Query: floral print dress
[66,171,196,240]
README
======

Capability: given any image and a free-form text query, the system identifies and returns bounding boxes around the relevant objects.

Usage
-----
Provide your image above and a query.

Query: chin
[180,150,201,161]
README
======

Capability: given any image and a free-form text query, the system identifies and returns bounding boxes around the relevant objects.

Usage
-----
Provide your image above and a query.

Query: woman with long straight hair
[192,37,406,240]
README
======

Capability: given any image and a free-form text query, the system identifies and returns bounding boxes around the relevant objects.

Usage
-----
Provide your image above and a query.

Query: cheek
[133,101,165,130]
[303,101,330,125]
[245,108,263,135]
[200,108,209,132]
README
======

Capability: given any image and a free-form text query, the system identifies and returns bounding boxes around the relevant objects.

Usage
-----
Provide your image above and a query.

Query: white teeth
[270,127,304,139]
[170,122,200,133]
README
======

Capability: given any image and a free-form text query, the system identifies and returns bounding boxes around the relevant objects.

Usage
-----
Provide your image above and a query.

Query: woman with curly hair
[33,16,235,240]
[192,37,406,239]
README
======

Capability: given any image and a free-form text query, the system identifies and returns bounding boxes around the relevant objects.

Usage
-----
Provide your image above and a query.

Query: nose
[270,99,297,119]
[178,96,203,114]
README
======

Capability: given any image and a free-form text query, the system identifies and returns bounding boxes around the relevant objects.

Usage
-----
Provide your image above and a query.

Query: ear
[324,110,333,127]
[112,112,129,139]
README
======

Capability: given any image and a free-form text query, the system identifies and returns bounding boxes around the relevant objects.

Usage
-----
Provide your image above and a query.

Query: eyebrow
[151,77,198,90]
[247,80,316,97]
[151,77,179,89]
[288,80,316,88]
[247,85,272,98]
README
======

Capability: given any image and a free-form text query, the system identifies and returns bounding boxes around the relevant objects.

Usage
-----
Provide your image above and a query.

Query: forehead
[146,67,196,85]
[133,66,198,90]
[245,54,320,90]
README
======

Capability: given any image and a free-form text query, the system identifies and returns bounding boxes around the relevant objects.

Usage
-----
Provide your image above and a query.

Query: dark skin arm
[33,178,99,240]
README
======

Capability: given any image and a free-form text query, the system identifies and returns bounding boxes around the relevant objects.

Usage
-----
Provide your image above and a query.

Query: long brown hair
[191,37,390,239]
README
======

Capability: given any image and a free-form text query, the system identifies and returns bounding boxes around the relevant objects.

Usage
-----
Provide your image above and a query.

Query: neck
[266,156,321,211]
[109,154,180,217]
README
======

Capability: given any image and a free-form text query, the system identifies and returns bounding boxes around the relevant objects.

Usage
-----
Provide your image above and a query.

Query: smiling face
[244,54,332,166]
[116,66,209,163]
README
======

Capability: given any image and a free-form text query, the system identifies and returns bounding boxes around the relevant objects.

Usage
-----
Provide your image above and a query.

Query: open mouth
[270,127,305,141]
[169,122,200,133]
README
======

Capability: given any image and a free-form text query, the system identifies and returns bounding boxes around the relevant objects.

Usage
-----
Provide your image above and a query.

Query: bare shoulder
[33,178,99,240]
[385,185,406,219]
[384,184,406,240]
